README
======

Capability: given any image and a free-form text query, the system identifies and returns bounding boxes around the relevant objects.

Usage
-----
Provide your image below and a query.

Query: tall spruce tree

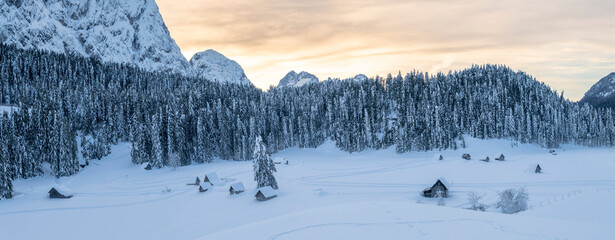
[252,136,278,189]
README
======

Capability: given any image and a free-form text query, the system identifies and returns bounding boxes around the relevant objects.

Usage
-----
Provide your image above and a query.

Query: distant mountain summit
[580,73,615,109]
[0,0,252,85]
[189,50,251,85]
[277,71,319,88]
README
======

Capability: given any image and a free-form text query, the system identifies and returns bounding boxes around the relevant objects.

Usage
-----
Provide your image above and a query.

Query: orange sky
[157,0,615,100]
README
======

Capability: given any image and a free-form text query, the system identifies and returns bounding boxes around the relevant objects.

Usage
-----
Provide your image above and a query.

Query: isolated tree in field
[253,136,278,189]
[467,192,487,211]
[496,187,529,214]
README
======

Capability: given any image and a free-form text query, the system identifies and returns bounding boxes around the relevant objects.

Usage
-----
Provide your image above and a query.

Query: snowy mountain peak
[352,74,369,82]
[189,49,252,85]
[0,0,191,74]
[277,70,319,88]
[0,0,256,85]
[580,72,615,109]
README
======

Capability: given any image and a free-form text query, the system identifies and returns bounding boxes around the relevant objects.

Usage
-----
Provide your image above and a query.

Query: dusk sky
[157,0,615,100]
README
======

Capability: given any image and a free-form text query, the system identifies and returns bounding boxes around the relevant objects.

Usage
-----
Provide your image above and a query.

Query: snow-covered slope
[277,71,319,88]
[580,72,615,108]
[0,0,191,74]
[189,49,251,85]
[2,138,615,239]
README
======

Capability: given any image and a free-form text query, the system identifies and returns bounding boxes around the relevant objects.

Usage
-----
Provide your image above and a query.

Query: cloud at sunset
[157,0,615,99]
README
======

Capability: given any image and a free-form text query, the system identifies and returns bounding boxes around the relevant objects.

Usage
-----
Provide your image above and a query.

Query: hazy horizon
[157,0,615,100]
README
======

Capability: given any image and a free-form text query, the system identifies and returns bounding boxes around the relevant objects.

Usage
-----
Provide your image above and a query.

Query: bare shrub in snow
[436,190,446,206]
[496,187,529,214]
[467,192,487,211]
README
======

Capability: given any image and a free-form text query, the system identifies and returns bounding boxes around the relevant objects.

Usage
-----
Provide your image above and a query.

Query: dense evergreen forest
[1,44,614,199]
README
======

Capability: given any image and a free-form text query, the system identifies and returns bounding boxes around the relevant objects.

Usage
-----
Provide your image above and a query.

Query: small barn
[187,177,201,186]
[535,164,542,173]
[142,162,152,170]
[255,186,277,201]
[49,186,74,199]
[422,178,450,198]
[229,182,245,195]
[204,172,222,185]
[199,182,212,192]
[495,154,505,161]
[462,154,471,160]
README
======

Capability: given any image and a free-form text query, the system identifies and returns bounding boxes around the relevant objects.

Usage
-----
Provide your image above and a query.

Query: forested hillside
[1,44,614,199]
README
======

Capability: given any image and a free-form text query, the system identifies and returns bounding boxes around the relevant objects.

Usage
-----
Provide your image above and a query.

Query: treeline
[1,43,614,199]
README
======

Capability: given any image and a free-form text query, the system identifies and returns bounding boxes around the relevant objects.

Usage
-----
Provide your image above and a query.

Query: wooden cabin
[187,177,201,186]
[199,182,212,192]
[255,186,277,201]
[229,182,245,195]
[462,154,471,160]
[495,154,505,161]
[204,172,222,185]
[142,162,152,170]
[422,178,450,198]
[49,186,73,199]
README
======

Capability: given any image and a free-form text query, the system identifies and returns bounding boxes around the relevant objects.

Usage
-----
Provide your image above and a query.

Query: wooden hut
[462,154,471,160]
[229,182,245,195]
[204,172,222,185]
[49,186,73,199]
[255,186,277,201]
[142,162,152,170]
[422,178,450,198]
[187,177,201,185]
[535,164,542,173]
[495,154,505,161]
[199,182,212,192]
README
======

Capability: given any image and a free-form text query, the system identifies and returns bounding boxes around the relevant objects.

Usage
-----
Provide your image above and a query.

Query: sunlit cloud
[157,0,615,100]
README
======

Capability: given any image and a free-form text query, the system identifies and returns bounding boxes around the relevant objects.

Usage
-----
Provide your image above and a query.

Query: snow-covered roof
[437,177,451,189]
[230,182,245,191]
[199,182,212,190]
[256,186,277,198]
[205,172,222,185]
[50,185,74,197]
[141,162,151,168]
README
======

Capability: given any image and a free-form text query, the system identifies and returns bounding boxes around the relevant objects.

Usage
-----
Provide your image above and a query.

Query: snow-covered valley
[1,138,614,240]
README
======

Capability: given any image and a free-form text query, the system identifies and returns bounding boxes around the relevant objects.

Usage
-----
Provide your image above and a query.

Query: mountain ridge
[0,0,251,85]
[580,72,615,109]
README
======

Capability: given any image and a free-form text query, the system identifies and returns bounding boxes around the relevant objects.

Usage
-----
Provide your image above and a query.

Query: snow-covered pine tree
[252,136,278,189]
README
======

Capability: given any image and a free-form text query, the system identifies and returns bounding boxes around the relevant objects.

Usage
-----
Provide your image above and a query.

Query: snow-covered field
[1,138,614,240]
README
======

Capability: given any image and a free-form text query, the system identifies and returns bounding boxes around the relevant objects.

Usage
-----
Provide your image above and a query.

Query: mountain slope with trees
[1,44,614,199]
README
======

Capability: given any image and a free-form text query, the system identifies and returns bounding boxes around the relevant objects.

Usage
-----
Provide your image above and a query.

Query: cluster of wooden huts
[187,172,277,201]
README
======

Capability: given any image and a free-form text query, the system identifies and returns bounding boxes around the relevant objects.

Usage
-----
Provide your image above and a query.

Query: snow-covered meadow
[1,138,614,240]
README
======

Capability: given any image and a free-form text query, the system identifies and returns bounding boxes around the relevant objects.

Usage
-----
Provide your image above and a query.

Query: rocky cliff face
[0,0,192,74]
